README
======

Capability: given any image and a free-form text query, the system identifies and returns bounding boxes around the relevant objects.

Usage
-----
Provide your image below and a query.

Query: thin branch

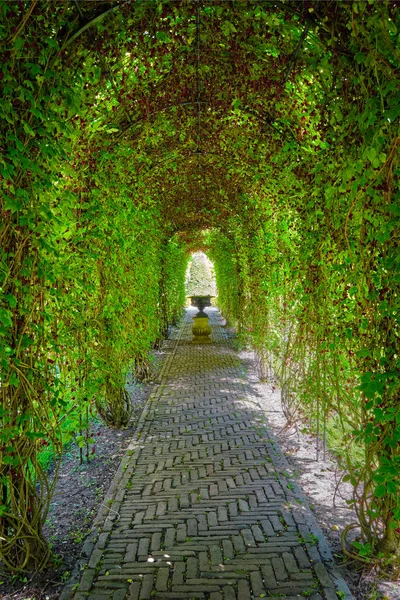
[283,22,310,85]
[73,0,85,21]
[266,0,352,57]
[61,5,121,51]
[116,101,209,139]
[8,0,38,44]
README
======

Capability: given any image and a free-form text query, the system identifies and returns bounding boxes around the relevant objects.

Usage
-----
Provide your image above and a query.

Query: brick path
[62,308,352,600]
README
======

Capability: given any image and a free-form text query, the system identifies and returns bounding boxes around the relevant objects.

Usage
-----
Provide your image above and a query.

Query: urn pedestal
[189,296,213,344]
[192,313,212,343]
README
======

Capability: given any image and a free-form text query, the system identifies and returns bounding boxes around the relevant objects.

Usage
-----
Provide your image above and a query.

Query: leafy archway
[0,0,399,575]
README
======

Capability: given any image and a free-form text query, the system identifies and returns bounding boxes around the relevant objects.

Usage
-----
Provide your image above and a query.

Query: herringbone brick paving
[63,308,352,600]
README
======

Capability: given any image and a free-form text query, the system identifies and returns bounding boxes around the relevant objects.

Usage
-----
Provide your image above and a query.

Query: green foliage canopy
[0,0,399,574]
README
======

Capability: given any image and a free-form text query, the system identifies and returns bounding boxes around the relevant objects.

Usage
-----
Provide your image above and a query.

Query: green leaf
[23,121,36,137]
[374,485,386,498]
[0,308,13,329]
[14,37,24,50]
[20,335,33,349]
[222,20,237,36]
[27,63,43,76]
[6,294,17,308]
[9,372,20,387]
[75,435,85,448]
[365,147,376,162]
[354,51,365,64]
[4,195,22,213]
[356,348,371,359]
[156,31,171,43]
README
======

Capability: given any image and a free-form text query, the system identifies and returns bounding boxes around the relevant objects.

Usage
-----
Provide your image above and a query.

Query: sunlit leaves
[0,0,399,572]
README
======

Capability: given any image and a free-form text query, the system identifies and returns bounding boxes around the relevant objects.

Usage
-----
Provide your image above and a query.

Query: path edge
[243,368,354,600]
[59,320,185,600]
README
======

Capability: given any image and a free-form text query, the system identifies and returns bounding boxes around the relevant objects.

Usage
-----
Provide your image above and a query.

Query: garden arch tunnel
[1,0,399,574]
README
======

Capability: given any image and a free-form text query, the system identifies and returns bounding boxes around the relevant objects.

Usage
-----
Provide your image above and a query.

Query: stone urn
[190,296,212,343]
[190,295,212,311]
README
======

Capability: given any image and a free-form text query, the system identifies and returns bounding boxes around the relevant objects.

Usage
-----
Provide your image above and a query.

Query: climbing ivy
[0,0,399,575]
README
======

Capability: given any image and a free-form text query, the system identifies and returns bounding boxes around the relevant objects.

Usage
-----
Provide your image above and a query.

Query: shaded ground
[0,349,168,600]
[61,308,353,600]
[239,349,400,600]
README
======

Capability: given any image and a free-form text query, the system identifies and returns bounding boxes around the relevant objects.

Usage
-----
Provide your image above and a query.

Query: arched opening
[185,251,217,299]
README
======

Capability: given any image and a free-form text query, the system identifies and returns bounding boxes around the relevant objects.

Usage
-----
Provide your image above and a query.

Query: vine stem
[344,136,399,256]
[61,6,121,51]
[7,0,38,44]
